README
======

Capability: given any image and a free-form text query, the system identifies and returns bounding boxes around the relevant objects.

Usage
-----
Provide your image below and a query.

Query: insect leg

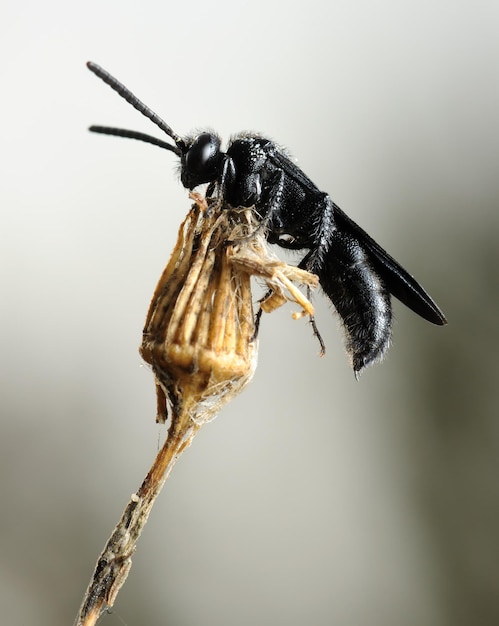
[225,169,286,246]
[288,196,391,373]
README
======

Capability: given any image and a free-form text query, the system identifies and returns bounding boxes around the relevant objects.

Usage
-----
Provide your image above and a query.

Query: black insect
[87,61,447,374]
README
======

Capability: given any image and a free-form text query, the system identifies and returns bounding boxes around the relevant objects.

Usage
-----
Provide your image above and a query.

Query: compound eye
[185,133,222,179]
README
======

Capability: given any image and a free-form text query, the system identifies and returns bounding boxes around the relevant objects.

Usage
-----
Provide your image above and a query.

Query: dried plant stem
[76,195,319,625]
[76,403,200,626]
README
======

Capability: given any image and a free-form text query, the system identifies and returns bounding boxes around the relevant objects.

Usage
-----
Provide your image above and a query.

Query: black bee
[86,61,447,374]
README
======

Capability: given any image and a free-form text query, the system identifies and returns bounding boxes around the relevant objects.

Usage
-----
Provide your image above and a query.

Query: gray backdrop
[2,1,499,625]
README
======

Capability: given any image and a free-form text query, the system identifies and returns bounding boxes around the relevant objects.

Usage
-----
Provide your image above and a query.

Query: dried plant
[76,193,318,626]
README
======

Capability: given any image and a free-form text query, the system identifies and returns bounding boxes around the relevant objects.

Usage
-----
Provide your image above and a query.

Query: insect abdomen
[318,232,392,373]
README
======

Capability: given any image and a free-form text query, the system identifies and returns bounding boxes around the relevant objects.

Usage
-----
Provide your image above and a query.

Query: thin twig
[76,405,199,626]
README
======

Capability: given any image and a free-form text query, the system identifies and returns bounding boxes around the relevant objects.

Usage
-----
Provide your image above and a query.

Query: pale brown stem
[75,404,200,626]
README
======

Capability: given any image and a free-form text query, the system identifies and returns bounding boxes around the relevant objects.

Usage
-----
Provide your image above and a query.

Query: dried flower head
[140,192,318,428]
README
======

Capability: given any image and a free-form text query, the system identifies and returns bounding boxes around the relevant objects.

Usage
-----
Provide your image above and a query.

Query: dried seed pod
[140,193,319,427]
[140,194,258,426]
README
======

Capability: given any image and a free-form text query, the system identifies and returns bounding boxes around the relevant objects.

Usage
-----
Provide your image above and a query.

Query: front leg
[299,194,336,273]
[260,168,285,218]
[207,156,236,201]
[225,169,286,246]
[244,167,287,235]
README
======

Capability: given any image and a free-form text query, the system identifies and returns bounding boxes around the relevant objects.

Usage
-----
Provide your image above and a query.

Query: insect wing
[266,145,321,192]
[333,205,447,325]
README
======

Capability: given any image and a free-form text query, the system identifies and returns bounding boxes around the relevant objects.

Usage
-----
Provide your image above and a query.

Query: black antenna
[86,61,186,156]
[89,126,178,152]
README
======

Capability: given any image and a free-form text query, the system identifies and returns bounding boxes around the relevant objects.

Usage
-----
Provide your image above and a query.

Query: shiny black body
[87,62,447,374]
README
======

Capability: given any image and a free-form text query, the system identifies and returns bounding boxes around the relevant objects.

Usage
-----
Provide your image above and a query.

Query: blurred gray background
[1,1,498,625]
